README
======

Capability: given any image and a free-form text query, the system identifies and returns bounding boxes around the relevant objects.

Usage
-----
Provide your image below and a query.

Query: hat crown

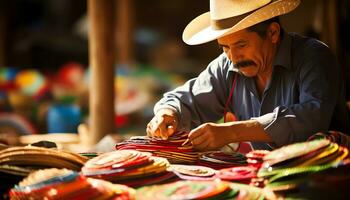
[183,0,300,45]
[210,0,272,20]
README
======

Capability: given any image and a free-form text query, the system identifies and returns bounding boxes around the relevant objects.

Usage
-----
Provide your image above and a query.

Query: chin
[239,69,257,77]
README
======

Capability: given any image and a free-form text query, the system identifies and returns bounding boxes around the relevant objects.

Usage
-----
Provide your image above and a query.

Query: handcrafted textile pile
[3,134,350,199]
[115,132,201,163]
[245,150,270,169]
[81,149,176,187]
[169,163,258,184]
[136,180,268,200]
[9,168,135,200]
[216,165,258,184]
[307,131,350,149]
[0,146,88,198]
[168,164,217,181]
[0,145,87,180]
[257,138,350,198]
[196,151,247,169]
[0,146,88,174]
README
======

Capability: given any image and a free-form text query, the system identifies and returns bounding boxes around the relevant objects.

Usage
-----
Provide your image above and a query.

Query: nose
[227,48,242,63]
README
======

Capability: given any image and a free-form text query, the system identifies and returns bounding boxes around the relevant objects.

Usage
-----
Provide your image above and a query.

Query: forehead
[217,29,258,45]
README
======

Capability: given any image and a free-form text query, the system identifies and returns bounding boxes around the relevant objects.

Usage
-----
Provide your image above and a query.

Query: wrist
[156,108,179,126]
[225,119,265,142]
[157,107,178,117]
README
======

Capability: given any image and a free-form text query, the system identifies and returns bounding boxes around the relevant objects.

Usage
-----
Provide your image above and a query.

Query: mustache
[234,60,256,68]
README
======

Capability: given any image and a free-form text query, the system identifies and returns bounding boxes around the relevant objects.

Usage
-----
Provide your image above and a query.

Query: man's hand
[146,108,179,140]
[188,122,232,151]
[187,120,272,151]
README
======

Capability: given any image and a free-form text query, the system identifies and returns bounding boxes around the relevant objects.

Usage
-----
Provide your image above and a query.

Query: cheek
[242,50,258,65]
[246,43,265,64]
[248,49,263,67]
[258,42,271,61]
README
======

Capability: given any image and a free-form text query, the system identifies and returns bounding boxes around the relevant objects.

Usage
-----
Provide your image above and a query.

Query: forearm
[226,120,273,143]
[187,119,273,151]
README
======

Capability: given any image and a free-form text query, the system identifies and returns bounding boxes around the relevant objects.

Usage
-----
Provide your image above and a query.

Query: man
[146,0,350,151]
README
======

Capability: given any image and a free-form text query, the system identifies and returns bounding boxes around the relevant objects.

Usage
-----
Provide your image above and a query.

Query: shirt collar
[273,30,292,69]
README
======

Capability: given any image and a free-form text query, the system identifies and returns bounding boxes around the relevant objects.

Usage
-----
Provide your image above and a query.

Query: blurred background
[0,0,349,146]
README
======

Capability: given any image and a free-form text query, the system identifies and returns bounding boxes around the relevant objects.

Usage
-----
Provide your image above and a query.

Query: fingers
[188,124,205,141]
[190,131,208,146]
[146,117,160,137]
[146,122,153,137]
[146,114,178,140]
[188,125,210,150]
[194,137,210,151]
[188,123,221,151]
[188,124,207,150]
[157,117,169,140]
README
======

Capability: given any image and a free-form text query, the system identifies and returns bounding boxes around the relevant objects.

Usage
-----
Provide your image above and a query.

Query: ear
[268,22,280,44]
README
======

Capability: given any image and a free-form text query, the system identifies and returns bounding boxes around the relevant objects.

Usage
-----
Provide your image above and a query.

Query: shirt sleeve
[154,54,232,131]
[253,42,342,147]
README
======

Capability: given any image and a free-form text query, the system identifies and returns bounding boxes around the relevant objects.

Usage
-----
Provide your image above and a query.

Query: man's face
[217,28,276,77]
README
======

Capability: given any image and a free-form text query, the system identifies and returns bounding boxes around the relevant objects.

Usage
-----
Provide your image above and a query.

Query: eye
[218,43,230,52]
[237,43,246,48]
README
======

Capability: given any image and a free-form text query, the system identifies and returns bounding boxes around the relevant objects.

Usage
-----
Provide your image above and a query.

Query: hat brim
[183,0,300,45]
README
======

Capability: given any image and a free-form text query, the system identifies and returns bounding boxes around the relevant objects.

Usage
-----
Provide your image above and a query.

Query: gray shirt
[154,31,350,150]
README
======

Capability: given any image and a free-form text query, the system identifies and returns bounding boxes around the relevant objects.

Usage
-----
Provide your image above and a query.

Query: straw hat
[183,0,300,45]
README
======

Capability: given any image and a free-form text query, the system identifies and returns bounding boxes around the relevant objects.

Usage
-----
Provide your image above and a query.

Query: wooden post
[326,0,338,55]
[321,0,338,54]
[0,6,6,66]
[116,0,134,65]
[86,0,115,146]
